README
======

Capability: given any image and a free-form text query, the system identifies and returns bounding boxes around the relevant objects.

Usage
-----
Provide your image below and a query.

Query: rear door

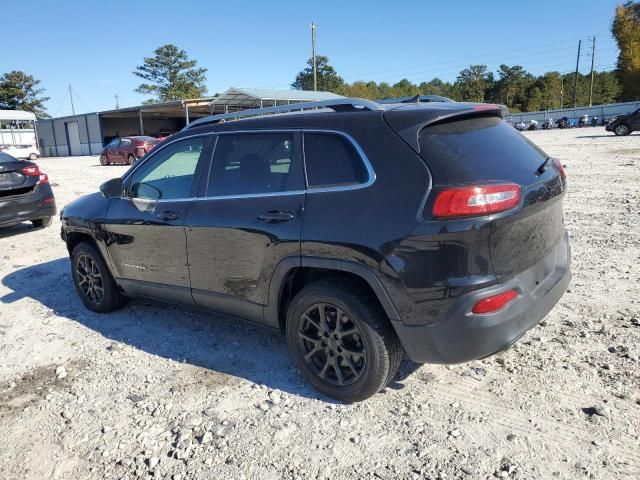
[417,115,566,280]
[184,131,305,326]
[117,138,132,162]
[102,134,211,304]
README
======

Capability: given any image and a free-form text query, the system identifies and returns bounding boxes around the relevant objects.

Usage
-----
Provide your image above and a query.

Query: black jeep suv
[61,98,571,402]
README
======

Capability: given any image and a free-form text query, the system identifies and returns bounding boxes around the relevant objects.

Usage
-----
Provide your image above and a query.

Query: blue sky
[3,0,621,116]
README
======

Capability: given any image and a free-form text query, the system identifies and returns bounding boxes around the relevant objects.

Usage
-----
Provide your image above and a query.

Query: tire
[71,242,126,313]
[32,217,52,228]
[286,278,403,402]
[28,153,38,161]
[127,154,136,165]
[614,123,631,136]
[100,155,109,166]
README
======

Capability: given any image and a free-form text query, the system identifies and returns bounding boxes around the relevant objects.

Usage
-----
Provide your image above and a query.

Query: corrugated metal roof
[0,109,37,121]
[210,87,343,106]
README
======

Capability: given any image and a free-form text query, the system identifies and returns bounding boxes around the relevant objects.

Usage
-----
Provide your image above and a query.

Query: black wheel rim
[297,303,366,386]
[76,254,104,305]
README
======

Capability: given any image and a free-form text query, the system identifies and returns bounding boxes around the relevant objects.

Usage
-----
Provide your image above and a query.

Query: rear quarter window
[303,133,368,188]
[418,116,548,185]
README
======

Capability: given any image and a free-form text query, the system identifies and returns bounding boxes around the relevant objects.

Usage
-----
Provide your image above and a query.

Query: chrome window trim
[119,129,376,203]
[301,129,376,194]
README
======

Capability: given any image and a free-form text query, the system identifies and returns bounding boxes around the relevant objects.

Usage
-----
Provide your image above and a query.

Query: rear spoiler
[384,103,508,153]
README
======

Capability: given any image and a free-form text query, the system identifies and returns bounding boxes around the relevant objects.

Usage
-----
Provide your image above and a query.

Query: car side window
[207,133,303,196]
[126,136,206,200]
[303,133,369,188]
[121,139,132,147]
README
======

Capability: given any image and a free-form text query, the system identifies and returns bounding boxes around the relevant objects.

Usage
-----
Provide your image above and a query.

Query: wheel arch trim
[265,256,401,329]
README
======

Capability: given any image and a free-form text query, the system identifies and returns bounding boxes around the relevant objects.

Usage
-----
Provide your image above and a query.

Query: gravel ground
[0,127,639,480]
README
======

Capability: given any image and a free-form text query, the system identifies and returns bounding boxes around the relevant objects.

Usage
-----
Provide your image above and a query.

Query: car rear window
[0,152,18,163]
[418,116,548,185]
[303,133,368,188]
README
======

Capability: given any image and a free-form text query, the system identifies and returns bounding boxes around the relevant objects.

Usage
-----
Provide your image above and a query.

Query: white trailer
[0,109,38,148]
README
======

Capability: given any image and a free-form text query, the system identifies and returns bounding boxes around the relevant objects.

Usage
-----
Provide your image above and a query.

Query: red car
[100,136,160,165]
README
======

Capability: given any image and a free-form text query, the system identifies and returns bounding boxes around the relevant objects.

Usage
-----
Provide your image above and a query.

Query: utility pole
[115,94,120,110]
[309,22,317,91]
[69,83,75,115]
[588,36,596,107]
[573,40,581,108]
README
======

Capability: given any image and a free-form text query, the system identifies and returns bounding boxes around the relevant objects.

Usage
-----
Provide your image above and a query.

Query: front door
[185,131,305,326]
[105,139,120,162]
[102,134,211,304]
[630,109,640,130]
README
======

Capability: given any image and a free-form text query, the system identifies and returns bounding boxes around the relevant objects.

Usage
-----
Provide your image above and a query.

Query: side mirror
[100,177,123,199]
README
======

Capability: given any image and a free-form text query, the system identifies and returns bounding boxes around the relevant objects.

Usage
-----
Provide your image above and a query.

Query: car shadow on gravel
[0,223,41,239]
[2,258,417,401]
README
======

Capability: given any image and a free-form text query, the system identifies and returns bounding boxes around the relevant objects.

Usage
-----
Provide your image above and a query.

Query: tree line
[293,1,639,111]
[293,57,622,112]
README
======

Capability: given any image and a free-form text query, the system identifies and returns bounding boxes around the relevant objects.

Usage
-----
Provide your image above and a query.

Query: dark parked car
[0,152,56,229]
[100,136,160,165]
[60,98,570,402]
[606,108,640,136]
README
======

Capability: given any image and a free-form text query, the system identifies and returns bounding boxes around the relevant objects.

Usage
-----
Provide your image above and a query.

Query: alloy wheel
[297,302,366,386]
[615,124,630,136]
[75,254,104,305]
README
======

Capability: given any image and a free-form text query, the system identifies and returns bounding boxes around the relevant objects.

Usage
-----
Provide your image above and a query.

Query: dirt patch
[0,127,639,479]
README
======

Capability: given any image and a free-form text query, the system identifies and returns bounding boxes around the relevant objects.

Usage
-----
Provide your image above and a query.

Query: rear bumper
[393,232,571,364]
[0,184,56,227]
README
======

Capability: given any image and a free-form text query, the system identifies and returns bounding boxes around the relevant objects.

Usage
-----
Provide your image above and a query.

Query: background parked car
[0,144,40,160]
[606,108,640,136]
[99,136,160,165]
[0,152,55,229]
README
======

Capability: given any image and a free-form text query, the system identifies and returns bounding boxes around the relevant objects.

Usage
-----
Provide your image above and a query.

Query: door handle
[158,210,182,221]
[258,211,294,222]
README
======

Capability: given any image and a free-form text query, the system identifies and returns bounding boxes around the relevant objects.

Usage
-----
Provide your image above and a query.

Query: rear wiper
[537,157,552,175]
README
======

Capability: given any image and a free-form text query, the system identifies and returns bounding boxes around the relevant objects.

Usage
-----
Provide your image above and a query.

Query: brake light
[552,158,566,179]
[21,165,40,176]
[472,289,518,314]
[39,173,49,184]
[432,183,521,218]
[473,104,498,111]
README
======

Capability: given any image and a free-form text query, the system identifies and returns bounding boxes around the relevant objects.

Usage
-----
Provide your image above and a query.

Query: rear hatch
[386,106,566,281]
[0,154,39,198]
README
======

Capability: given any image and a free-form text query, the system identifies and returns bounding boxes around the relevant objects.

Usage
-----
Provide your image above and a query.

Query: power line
[338,34,616,81]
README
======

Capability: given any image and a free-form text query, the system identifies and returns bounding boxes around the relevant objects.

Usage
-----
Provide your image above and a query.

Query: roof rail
[183,97,384,130]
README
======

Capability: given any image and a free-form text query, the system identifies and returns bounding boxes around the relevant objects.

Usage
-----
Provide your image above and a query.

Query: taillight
[21,165,40,176]
[472,289,518,314]
[552,158,566,179]
[432,183,521,218]
[39,173,49,184]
